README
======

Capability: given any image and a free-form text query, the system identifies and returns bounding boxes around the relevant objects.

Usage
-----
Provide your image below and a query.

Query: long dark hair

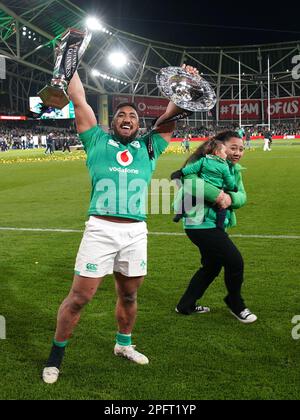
[183,130,240,167]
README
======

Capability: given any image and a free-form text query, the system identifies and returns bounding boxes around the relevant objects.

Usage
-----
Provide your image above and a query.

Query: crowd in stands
[172,121,300,138]
[1,114,300,152]
[0,121,78,151]
[270,123,300,136]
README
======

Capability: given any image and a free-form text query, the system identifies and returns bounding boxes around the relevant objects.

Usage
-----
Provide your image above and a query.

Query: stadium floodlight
[91,69,127,85]
[108,52,128,68]
[91,69,101,77]
[86,17,103,31]
[86,16,113,35]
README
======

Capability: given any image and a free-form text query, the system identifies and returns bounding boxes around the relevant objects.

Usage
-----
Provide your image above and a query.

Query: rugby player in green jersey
[42,65,199,384]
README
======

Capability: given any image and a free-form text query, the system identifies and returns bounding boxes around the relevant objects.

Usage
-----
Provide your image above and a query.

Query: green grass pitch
[0,141,300,400]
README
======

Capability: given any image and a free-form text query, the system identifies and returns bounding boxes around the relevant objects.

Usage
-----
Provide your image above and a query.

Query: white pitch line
[229,234,300,240]
[149,232,300,239]
[0,227,82,233]
[0,227,299,239]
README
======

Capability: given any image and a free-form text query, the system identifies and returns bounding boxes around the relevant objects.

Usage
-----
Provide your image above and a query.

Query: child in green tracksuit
[171,139,238,228]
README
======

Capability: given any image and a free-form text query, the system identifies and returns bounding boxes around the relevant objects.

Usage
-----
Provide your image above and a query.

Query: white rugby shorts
[75,216,148,278]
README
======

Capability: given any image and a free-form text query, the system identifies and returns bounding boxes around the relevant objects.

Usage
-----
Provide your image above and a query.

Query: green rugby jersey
[79,125,169,221]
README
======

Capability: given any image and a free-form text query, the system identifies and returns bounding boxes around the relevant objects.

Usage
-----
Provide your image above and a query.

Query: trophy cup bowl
[38,82,70,110]
[156,67,217,112]
[38,28,92,110]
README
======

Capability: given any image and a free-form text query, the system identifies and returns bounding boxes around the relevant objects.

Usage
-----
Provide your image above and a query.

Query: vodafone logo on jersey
[116,150,133,167]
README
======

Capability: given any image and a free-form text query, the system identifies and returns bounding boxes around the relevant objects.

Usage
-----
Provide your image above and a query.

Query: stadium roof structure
[1,0,300,117]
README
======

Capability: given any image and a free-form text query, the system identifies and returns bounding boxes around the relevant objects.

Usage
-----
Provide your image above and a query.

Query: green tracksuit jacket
[174,161,247,230]
[182,155,236,191]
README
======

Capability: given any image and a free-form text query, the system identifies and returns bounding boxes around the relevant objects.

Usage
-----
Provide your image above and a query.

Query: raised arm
[68,72,97,134]
[154,101,181,143]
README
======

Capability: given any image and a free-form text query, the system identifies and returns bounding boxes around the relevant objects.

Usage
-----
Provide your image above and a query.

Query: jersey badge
[130,141,141,149]
[108,139,120,148]
[116,150,134,167]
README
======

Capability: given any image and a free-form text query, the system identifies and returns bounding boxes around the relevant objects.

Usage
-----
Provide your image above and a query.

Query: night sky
[72,0,300,46]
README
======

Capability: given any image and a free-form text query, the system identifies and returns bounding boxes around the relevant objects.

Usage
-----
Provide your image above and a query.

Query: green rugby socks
[116,332,132,347]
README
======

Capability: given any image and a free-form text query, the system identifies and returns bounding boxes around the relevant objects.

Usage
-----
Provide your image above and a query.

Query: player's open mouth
[119,125,133,135]
[121,125,132,130]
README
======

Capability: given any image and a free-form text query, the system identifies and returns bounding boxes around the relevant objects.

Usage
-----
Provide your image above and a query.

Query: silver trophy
[38,28,92,110]
[156,67,217,112]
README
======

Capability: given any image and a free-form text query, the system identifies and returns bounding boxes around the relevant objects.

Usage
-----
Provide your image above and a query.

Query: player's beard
[115,127,139,145]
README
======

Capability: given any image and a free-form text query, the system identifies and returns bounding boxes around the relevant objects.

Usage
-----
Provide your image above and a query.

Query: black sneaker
[224,296,257,324]
[230,308,257,324]
[175,305,210,315]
